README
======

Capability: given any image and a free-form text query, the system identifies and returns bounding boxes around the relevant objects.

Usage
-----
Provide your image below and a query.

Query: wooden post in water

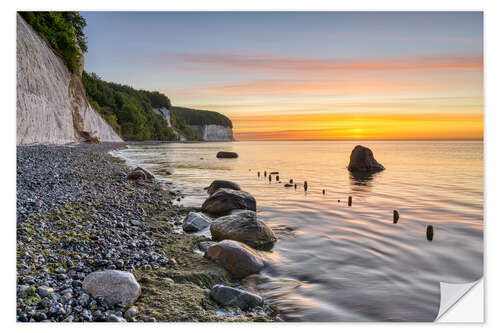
[348,196,352,206]
[393,210,399,224]
[294,184,297,189]
[426,225,434,241]
[268,175,272,183]
[257,171,260,178]
[276,175,280,182]
[289,179,293,184]
[304,181,308,191]
[264,171,267,177]
[322,189,325,195]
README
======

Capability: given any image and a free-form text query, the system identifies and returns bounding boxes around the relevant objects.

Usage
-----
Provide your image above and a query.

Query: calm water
[115,141,483,321]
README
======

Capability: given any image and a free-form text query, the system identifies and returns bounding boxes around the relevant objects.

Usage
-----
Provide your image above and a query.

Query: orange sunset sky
[83,12,484,140]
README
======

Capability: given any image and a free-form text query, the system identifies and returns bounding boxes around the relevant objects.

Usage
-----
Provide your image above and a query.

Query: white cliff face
[152,107,172,127]
[152,107,187,141]
[16,14,122,145]
[190,125,234,142]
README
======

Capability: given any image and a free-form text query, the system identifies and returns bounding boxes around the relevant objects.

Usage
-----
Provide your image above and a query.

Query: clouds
[169,52,482,73]
[164,51,483,141]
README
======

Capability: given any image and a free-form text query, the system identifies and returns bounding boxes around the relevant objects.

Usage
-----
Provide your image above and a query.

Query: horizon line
[231,138,484,142]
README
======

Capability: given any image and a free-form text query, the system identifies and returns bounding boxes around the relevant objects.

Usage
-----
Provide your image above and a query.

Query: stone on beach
[127,170,147,180]
[205,240,265,279]
[182,211,211,232]
[347,145,385,172]
[210,284,263,310]
[207,180,241,195]
[198,241,217,252]
[202,188,257,215]
[82,270,141,307]
[38,286,54,297]
[133,166,155,179]
[216,151,238,158]
[210,210,277,249]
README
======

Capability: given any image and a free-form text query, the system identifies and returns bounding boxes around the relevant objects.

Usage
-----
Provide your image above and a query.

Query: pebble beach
[16,143,278,322]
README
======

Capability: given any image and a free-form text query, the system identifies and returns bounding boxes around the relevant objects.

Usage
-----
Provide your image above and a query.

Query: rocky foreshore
[16,143,278,322]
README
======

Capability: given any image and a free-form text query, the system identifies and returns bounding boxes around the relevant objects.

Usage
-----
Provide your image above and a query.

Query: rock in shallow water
[210,210,277,250]
[202,188,256,215]
[207,180,241,195]
[182,212,211,232]
[82,270,141,307]
[205,240,265,279]
[347,145,385,172]
[216,151,238,158]
[210,284,263,310]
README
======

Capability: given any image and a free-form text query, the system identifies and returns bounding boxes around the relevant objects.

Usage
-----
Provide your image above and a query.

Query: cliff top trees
[19,11,88,72]
[171,107,233,128]
[82,71,197,141]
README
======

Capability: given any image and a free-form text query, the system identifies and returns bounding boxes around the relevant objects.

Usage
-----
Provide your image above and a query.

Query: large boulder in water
[182,212,211,232]
[202,189,256,215]
[347,145,385,172]
[82,270,141,307]
[207,180,241,195]
[211,210,277,250]
[216,151,238,158]
[205,240,264,279]
[210,284,263,310]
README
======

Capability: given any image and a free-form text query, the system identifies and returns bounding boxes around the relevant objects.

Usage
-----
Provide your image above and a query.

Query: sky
[82,12,483,140]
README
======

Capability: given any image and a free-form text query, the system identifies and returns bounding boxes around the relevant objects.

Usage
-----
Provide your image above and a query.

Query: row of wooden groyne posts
[252,169,434,242]
[217,145,435,241]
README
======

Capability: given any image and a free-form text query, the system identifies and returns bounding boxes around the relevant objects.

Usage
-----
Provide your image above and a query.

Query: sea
[113,140,483,321]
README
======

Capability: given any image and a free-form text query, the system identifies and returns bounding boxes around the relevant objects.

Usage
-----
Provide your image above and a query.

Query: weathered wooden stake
[322,189,325,195]
[393,210,399,224]
[348,196,352,206]
[257,171,260,178]
[268,175,272,183]
[289,179,293,184]
[264,171,267,177]
[276,175,280,181]
[304,181,308,191]
[426,225,434,241]
[294,184,297,189]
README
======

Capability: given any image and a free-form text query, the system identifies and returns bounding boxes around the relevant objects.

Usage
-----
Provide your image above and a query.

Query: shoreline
[16,143,278,322]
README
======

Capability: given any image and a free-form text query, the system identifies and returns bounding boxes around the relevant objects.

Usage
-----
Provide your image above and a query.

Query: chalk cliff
[190,125,234,142]
[16,14,122,145]
[152,107,187,141]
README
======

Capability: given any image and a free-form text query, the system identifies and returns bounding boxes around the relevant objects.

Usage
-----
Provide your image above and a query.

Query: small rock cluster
[181,179,277,311]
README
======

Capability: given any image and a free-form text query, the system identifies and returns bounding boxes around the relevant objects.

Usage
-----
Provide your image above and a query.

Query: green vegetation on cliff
[19,11,87,72]
[82,72,196,141]
[172,107,233,128]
